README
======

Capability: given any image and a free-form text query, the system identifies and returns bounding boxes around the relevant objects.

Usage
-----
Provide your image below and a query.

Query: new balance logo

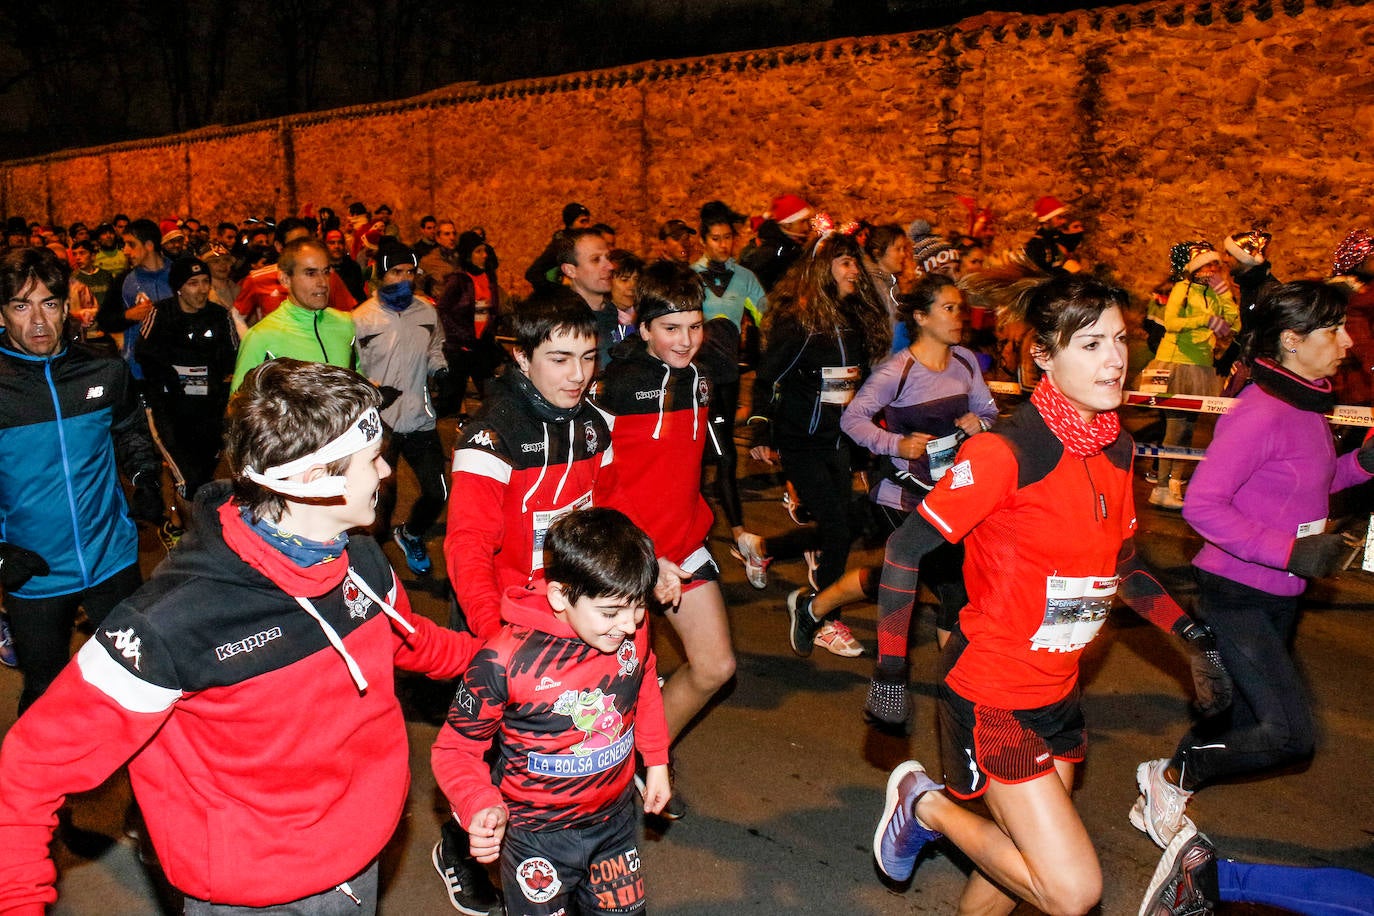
[85,386,104,399]
[534,676,562,692]
[104,627,143,670]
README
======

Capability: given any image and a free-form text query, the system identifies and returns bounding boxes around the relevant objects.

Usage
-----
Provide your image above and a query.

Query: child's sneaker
[432,827,503,915]
[393,524,433,575]
[1131,758,1193,848]
[814,620,863,657]
[873,760,943,881]
[0,610,16,668]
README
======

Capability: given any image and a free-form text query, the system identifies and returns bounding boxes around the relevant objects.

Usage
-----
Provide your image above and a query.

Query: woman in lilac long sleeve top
[1131,281,1374,848]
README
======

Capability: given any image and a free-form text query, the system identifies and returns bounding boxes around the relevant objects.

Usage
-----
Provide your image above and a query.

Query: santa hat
[1033,196,1069,223]
[1224,229,1271,267]
[1169,240,1220,280]
[769,194,813,225]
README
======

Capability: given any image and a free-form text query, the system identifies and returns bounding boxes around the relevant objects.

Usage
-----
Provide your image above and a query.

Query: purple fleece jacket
[1183,377,1371,596]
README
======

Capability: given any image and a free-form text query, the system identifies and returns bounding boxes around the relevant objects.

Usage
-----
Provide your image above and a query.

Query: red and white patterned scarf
[1031,378,1121,458]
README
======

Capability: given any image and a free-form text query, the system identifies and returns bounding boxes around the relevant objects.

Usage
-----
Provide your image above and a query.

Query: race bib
[926,432,962,481]
[1295,518,1327,539]
[1139,367,1171,395]
[1030,574,1118,654]
[819,365,861,406]
[531,491,593,570]
[173,363,209,396]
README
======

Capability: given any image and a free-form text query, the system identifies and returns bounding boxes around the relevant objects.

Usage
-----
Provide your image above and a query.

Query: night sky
[0,0,1097,159]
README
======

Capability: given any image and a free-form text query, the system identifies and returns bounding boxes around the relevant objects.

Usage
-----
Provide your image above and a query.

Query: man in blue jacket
[0,246,161,712]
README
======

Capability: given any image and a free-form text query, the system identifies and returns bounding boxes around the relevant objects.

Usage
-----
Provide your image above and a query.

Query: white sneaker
[1148,486,1185,511]
[1130,758,1194,848]
[729,532,770,589]
[814,620,863,657]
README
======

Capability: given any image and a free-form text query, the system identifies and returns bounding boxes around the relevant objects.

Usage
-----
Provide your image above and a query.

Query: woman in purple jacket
[1132,280,1374,851]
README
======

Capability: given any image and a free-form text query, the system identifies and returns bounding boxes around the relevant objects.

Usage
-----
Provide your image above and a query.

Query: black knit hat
[169,256,210,293]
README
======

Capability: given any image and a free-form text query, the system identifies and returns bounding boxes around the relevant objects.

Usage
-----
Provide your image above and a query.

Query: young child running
[432,508,670,916]
[594,260,737,755]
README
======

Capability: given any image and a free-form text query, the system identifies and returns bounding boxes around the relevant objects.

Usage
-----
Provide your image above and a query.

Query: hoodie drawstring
[293,568,418,694]
[651,363,670,440]
[553,419,574,503]
[521,423,551,513]
[295,596,369,692]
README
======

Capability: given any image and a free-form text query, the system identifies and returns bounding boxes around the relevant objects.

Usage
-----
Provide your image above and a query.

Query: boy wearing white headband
[0,358,479,915]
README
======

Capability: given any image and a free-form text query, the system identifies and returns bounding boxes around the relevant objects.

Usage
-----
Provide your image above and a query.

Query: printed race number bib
[1030,574,1118,654]
[531,491,593,570]
[819,365,861,406]
[173,363,210,396]
[927,432,962,481]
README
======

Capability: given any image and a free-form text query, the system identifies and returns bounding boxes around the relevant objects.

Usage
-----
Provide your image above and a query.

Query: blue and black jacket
[0,334,159,598]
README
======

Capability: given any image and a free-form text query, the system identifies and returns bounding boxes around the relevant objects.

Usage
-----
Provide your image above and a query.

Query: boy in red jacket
[0,358,477,915]
[433,508,670,916]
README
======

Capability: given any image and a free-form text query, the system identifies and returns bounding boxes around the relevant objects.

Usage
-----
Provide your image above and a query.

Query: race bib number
[819,365,861,405]
[1363,514,1374,574]
[926,432,962,481]
[531,490,593,570]
[173,363,209,396]
[1030,574,1118,654]
[1295,518,1326,539]
[1139,367,1171,395]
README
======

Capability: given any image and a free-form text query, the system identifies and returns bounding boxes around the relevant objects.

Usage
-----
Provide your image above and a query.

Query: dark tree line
[0,0,1091,159]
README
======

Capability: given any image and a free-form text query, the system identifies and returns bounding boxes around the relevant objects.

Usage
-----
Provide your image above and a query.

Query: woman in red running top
[869,276,1232,915]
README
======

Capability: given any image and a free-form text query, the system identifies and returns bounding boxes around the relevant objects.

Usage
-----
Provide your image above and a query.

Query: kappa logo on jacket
[470,429,494,448]
[104,627,143,670]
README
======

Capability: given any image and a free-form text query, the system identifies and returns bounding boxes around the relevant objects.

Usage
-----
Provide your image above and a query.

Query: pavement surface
[4,402,1374,915]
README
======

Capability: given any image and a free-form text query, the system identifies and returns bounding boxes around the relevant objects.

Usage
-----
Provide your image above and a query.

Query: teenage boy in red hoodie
[0,358,478,915]
[433,508,670,916]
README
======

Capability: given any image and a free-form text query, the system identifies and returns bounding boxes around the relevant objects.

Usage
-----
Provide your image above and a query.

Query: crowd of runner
[0,191,1372,915]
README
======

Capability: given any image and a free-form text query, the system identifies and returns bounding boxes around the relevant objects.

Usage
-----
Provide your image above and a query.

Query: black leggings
[1172,568,1314,789]
[773,447,860,592]
[377,428,449,536]
[7,563,143,714]
[703,378,744,529]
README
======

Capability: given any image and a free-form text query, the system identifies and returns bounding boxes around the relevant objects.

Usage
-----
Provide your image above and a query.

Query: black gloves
[1285,533,1349,579]
[377,386,403,410]
[1175,619,1233,718]
[129,471,165,524]
[1358,436,1374,474]
[0,542,50,591]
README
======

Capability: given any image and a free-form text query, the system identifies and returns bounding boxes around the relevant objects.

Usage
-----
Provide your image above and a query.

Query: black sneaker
[432,826,504,915]
[787,588,820,657]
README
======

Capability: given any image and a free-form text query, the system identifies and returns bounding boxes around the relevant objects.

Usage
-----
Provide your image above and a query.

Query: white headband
[241,407,383,499]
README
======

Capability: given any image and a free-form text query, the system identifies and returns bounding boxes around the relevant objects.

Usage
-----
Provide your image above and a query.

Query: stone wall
[4,0,1372,298]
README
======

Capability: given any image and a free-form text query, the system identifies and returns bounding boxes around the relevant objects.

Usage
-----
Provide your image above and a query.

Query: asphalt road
[4,408,1373,915]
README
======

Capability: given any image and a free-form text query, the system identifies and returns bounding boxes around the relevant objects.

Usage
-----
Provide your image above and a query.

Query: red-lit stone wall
[4,0,1372,298]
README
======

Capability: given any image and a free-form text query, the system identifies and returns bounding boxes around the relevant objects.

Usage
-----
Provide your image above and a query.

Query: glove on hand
[129,473,165,524]
[0,542,50,591]
[1176,620,1233,718]
[1285,532,1348,579]
[1358,435,1374,474]
[377,385,403,410]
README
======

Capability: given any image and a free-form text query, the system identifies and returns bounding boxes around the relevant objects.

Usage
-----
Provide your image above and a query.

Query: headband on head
[241,407,383,499]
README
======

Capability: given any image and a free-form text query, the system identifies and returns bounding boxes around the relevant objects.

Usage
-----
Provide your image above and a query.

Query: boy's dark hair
[544,508,657,607]
[553,227,602,269]
[608,249,643,281]
[274,216,310,245]
[0,245,69,304]
[225,358,382,521]
[124,218,162,252]
[635,258,704,327]
[513,287,598,356]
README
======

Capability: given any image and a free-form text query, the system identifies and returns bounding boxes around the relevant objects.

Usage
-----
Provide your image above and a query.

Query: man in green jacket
[232,237,355,390]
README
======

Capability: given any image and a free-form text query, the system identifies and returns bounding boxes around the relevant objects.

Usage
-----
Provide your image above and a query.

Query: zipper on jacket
[46,360,93,586]
[1083,459,1107,522]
